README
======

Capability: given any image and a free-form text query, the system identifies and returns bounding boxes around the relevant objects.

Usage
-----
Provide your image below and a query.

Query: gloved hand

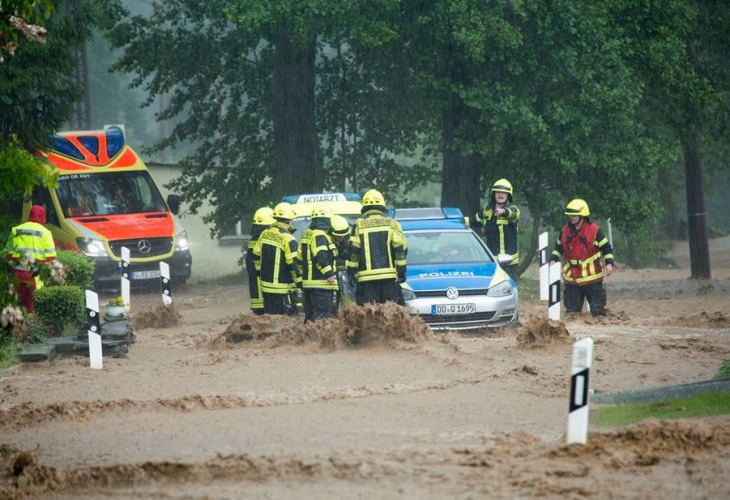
[397,267,406,283]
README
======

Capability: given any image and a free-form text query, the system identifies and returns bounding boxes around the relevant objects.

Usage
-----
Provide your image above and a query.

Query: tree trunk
[440,99,482,219]
[517,203,542,277]
[681,130,711,279]
[272,28,321,199]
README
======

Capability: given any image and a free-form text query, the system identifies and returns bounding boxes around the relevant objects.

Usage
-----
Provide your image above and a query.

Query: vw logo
[137,239,152,254]
[446,287,459,300]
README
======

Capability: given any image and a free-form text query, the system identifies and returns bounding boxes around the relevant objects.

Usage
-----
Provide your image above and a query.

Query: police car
[281,192,362,240]
[395,208,518,330]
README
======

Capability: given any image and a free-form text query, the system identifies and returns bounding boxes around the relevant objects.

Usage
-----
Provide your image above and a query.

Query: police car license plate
[432,303,476,315]
[131,270,160,280]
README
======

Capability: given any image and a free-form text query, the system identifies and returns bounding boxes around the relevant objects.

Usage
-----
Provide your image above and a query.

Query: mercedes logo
[137,239,152,254]
[446,287,459,300]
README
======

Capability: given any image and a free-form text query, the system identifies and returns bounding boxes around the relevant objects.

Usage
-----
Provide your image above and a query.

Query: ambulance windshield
[56,171,168,217]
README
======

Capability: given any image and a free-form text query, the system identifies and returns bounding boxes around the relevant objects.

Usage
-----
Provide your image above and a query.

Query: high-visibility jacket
[475,201,520,265]
[550,220,614,286]
[347,210,407,282]
[298,218,338,290]
[246,223,269,310]
[254,222,301,294]
[8,221,57,270]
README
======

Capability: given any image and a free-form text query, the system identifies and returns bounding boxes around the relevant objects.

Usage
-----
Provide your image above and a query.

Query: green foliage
[55,249,95,290]
[22,314,50,344]
[0,337,19,369]
[0,0,55,62]
[715,359,730,380]
[33,285,85,336]
[595,392,730,427]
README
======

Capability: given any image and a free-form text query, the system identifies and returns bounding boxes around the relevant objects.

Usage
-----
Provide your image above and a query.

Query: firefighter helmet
[273,202,296,221]
[252,207,275,226]
[491,179,513,195]
[565,199,590,217]
[330,215,350,237]
[362,189,385,207]
[311,205,332,219]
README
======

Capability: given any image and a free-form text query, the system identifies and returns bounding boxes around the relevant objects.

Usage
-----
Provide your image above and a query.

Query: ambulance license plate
[131,270,160,280]
[432,303,476,315]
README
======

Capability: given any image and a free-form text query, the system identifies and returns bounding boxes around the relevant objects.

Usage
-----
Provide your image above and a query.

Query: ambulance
[25,126,192,286]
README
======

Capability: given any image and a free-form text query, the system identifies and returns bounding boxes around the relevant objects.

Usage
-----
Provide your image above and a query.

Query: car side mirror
[166,194,181,215]
[497,253,513,266]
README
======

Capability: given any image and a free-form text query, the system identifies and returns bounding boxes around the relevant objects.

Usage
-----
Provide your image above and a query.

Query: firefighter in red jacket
[550,199,614,316]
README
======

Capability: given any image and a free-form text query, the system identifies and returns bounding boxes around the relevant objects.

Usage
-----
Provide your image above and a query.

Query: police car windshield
[406,230,492,265]
[56,172,168,217]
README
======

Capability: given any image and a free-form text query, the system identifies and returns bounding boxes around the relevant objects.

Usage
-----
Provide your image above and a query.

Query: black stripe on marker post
[569,368,591,412]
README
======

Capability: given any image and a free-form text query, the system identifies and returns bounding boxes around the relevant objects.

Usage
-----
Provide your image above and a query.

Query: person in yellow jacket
[254,202,301,315]
[246,207,274,315]
[6,205,57,313]
[475,179,520,281]
[347,189,407,305]
[297,206,338,322]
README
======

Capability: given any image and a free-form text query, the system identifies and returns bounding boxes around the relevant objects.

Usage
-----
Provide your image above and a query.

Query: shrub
[55,250,95,291]
[34,286,85,336]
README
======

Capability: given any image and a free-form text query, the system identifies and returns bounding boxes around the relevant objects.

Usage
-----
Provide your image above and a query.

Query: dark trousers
[356,279,399,306]
[303,288,335,322]
[564,282,607,316]
[263,292,296,315]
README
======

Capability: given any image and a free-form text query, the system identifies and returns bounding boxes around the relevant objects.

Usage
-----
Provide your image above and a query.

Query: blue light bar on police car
[391,207,464,220]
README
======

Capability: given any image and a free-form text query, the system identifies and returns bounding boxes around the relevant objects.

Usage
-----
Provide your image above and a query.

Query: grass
[594,392,730,427]
[517,276,539,302]
[0,339,19,369]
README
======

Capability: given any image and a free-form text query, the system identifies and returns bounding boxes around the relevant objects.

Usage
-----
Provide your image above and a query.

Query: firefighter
[298,206,338,322]
[6,205,57,313]
[330,215,351,271]
[254,202,301,315]
[475,179,520,281]
[347,189,407,305]
[246,206,274,315]
[550,199,614,316]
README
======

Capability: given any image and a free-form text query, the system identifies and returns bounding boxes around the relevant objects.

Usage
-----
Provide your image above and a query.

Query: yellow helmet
[565,199,590,217]
[311,205,332,219]
[491,179,513,195]
[362,189,385,207]
[252,207,275,226]
[273,202,296,220]
[330,215,350,236]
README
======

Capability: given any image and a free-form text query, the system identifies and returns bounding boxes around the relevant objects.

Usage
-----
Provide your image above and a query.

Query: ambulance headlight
[77,238,107,257]
[175,231,189,251]
[487,280,513,297]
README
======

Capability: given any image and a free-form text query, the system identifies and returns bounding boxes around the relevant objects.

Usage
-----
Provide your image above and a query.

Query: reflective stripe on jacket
[298,227,338,290]
[246,224,268,310]
[551,221,614,286]
[347,210,407,282]
[474,201,520,265]
[8,222,57,270]
[254,222,301,294]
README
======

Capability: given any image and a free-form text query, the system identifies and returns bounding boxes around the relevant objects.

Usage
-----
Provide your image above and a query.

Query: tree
[408,0,670,273]
[0,0,53,62]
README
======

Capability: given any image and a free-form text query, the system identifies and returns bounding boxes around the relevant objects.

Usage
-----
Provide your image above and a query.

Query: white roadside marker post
[548,262,561,321]
[160,262,172,306]
[121,246,131,312]
[539,232,549,301]
[567,337,593,445]
[85,290,103,370]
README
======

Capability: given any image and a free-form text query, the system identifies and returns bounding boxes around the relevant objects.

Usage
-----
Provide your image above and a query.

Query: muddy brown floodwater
[1,237,730,499]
